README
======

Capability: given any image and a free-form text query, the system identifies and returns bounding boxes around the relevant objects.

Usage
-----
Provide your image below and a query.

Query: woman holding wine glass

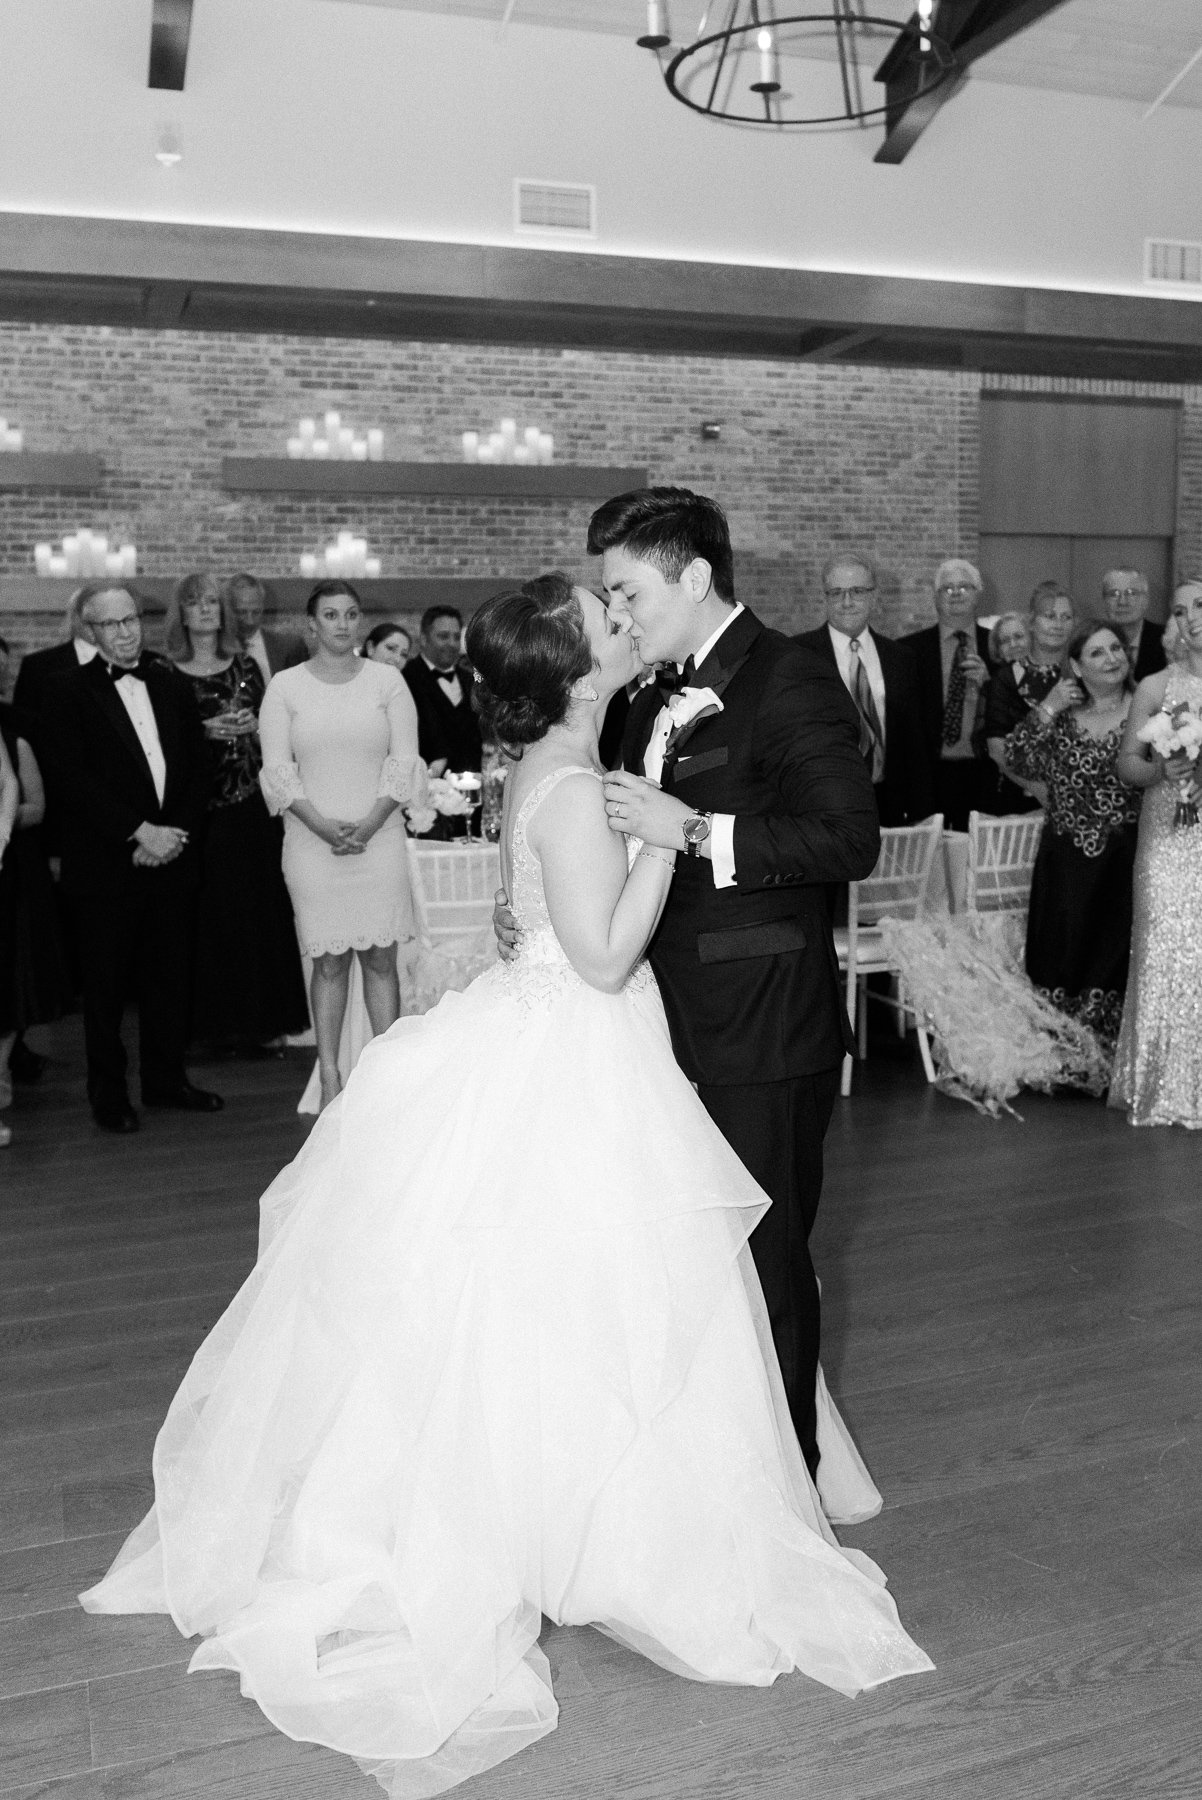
[166,574,308,1058]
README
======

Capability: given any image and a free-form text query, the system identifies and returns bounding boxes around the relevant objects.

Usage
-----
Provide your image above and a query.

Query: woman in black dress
[0,700,74,1047]
[984,582,1075,813]
[166,575,309,1057]
[1004,619,1140,1058]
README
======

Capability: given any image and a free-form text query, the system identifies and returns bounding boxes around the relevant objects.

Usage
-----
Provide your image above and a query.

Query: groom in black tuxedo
[595,488,879,1478]
[44,583,222,1132]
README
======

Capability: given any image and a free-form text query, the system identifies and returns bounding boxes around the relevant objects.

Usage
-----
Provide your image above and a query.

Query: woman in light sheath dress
[259,582,426,1110]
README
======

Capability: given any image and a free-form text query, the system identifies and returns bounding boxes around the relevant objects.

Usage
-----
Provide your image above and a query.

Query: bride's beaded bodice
[493,763,653,1006]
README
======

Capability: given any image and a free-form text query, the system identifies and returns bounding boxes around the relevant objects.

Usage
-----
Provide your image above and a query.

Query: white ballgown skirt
[81,955,932,1797]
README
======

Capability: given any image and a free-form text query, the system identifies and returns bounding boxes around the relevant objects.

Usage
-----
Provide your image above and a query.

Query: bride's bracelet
[637,847,676,868]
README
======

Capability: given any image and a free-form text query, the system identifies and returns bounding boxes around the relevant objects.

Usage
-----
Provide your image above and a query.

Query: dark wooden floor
[2,1020,1200,1799]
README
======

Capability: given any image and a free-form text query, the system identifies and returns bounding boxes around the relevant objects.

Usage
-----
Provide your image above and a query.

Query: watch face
[683,814,711,844]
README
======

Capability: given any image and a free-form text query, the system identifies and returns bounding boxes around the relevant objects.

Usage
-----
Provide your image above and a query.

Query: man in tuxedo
[404,605,483,776]
[795,553,935,826]
[901,559,992,831]
[1100,568,1166,683]
[593,488,880,1479]
[44,584,222,1132]
[12,586,102,721]
[225,573,308,683]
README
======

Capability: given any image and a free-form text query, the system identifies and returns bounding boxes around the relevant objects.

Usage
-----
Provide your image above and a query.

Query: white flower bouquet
[1136,699,1202,827]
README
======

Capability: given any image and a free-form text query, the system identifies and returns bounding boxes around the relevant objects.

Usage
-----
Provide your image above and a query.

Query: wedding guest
[1100,568,1165,683]
[984,583,1075,814]
[0,731,19,1146]
[12,586,101,719]
[901,559,991,829]
[795,552,935,825]
[259,580,425,1111]
[1004,620,1140,1058]
[224,572,308,685]
[42,582,222,1133]
[0,698,72,1064]
[166,575,309,1058]
[1110,579,1202,1128]
[988,612,1030,667]
[404,604,482,777]
[363,622,412,669]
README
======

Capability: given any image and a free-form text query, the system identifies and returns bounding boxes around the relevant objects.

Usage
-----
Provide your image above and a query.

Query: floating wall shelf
[221,459,648,499]
[0,575,516,617]
[0,453,104,491]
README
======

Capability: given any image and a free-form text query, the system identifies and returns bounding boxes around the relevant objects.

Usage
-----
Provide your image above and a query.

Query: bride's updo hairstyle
[466,571,593,753]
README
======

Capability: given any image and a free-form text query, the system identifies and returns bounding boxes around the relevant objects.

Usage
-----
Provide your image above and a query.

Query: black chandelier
[636,2,956,129]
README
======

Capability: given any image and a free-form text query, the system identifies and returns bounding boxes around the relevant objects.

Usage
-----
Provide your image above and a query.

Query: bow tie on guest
[103,656,150,683]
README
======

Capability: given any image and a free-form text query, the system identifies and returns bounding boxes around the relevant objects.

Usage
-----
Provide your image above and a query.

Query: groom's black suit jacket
[622,607,880,1086]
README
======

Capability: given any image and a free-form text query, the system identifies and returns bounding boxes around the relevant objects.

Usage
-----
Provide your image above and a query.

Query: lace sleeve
[377,753,427,806]
[259,762,305,815]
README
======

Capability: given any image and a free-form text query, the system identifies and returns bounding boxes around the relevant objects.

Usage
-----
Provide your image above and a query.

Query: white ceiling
[317,1,1202,112]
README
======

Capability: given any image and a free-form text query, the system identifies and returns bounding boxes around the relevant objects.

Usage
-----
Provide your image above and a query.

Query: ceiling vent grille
[1145,238,1202,288]
[514,180,596,238]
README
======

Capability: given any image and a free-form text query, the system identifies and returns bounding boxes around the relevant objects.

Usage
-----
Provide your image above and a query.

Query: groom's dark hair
[587,487,735,603]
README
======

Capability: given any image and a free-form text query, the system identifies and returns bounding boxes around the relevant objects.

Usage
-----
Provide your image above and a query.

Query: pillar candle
[49,552,69,578]
[461,431,479,462]
[299,417,316,442]
[33,543,52,576]
[364,555,381,579]
[299,552,319,578]
[120,545,137,577]
[7,428,23,453]
[338,427,355,458]
[538,432,554,463]
[351,437,368,461]
[312,438,330,459]
[367,428,384,461]
[105,550,124,577]
[324,411,341,441]
[286,437,305,459]
[523,426,541,447]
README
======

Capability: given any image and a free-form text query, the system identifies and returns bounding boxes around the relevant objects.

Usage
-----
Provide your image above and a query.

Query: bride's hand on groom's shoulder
[603,771,689,851]
[493,888,521,961]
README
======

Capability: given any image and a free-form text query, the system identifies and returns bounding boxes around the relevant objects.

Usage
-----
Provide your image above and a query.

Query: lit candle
[48,552,69,578]
[63,534,80,577]
[312,437,330,459]
[105,550,124,577]
[93,533,110,574]
[298,417,316,442]
[7,428,23,453]
[476,444,494,462]
[324,410,341,442]
[33,543,52,576]
[364,555,381,579]
[120,545,138,577]
[299,552,319,578]
[338,427,355,458]
[325,545,342,576]
[367,428,384,461]
[757,26,775,87]
[462,430,479,462]
[351,437,368,461]
[538,432,554,463]
[523,425,541,447]
[500,417,517,445]
[489,430,508,463]
[286,436,305,459]
[512,445,532,465]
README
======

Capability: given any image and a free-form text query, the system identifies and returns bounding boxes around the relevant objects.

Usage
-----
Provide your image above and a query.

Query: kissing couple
[82,487,931,1797]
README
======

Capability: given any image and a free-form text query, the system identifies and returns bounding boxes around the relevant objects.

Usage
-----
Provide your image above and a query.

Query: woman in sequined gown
[1004,620,1140,1058]
[167,577,308,1053]
[1110,581,1202,1128]
[80,575,931,1800]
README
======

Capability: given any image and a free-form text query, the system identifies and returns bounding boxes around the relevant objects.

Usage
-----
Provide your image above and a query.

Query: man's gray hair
[821,552,877,589]
[934,558,983,592]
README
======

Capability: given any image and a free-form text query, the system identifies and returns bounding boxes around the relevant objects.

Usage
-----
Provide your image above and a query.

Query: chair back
[850,814,944,931]
[964,810,1045,914]
[408,842,502,947]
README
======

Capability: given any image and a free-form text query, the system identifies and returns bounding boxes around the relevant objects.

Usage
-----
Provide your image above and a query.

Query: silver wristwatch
[681,810,713,858]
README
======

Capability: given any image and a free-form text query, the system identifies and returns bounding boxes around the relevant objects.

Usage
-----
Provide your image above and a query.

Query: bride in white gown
[81,573,932,1797]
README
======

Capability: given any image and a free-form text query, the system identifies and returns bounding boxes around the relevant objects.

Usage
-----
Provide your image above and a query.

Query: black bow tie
[104,657,147,683]
[655,656,697,698]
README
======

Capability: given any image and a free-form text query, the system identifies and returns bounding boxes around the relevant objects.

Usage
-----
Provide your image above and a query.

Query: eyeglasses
[937,583,978,597]
[824,586,876,601]
[90,616,141,635]
[1102,587,1146,600]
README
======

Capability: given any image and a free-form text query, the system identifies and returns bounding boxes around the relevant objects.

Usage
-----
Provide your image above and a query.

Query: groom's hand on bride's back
[493,888,521,961]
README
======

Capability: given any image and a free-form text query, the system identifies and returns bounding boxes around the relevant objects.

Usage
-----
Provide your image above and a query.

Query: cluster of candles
[34,530,137,579]
[299,532,382,580]
[0,417,25,453]
[286,414,385,461]
[461,420,554,465]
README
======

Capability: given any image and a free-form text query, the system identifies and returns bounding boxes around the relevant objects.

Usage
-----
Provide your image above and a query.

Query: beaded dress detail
[80,752,930,1798]
[1109,666,1202,1127]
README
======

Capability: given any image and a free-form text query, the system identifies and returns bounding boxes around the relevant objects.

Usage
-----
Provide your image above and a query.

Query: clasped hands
[324,818,377,856]
[204,707,258,741]
[131,822,188,868]
[601,771,692,851]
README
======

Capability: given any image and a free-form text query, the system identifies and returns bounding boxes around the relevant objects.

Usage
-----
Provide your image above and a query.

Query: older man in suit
[225,573,308,685]
[795,553,935,827]
[12,586,101,721]
[44,583,221,1133]
[901,558,992,831]
[1100,568,1166,683]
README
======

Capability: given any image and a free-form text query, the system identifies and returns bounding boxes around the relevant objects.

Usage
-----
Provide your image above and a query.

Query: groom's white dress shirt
[644,605,742,891]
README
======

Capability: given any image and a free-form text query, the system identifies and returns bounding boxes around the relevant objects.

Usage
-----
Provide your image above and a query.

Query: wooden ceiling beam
[874,0,1072,165]
[149,0,194,91]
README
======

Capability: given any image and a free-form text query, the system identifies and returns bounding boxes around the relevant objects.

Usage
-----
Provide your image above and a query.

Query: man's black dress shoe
[142,1082,225,1113]
[10,1040,49,1084]
[93,1103,140,1134]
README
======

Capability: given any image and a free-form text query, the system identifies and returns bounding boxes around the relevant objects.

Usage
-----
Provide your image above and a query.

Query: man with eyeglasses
[902,559,992,831]
[795,553,934,827]
[1100,569,1166,684]
[44,582,222,1133]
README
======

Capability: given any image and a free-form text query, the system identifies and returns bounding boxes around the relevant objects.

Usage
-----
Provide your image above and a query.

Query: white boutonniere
[666,685,724,730]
